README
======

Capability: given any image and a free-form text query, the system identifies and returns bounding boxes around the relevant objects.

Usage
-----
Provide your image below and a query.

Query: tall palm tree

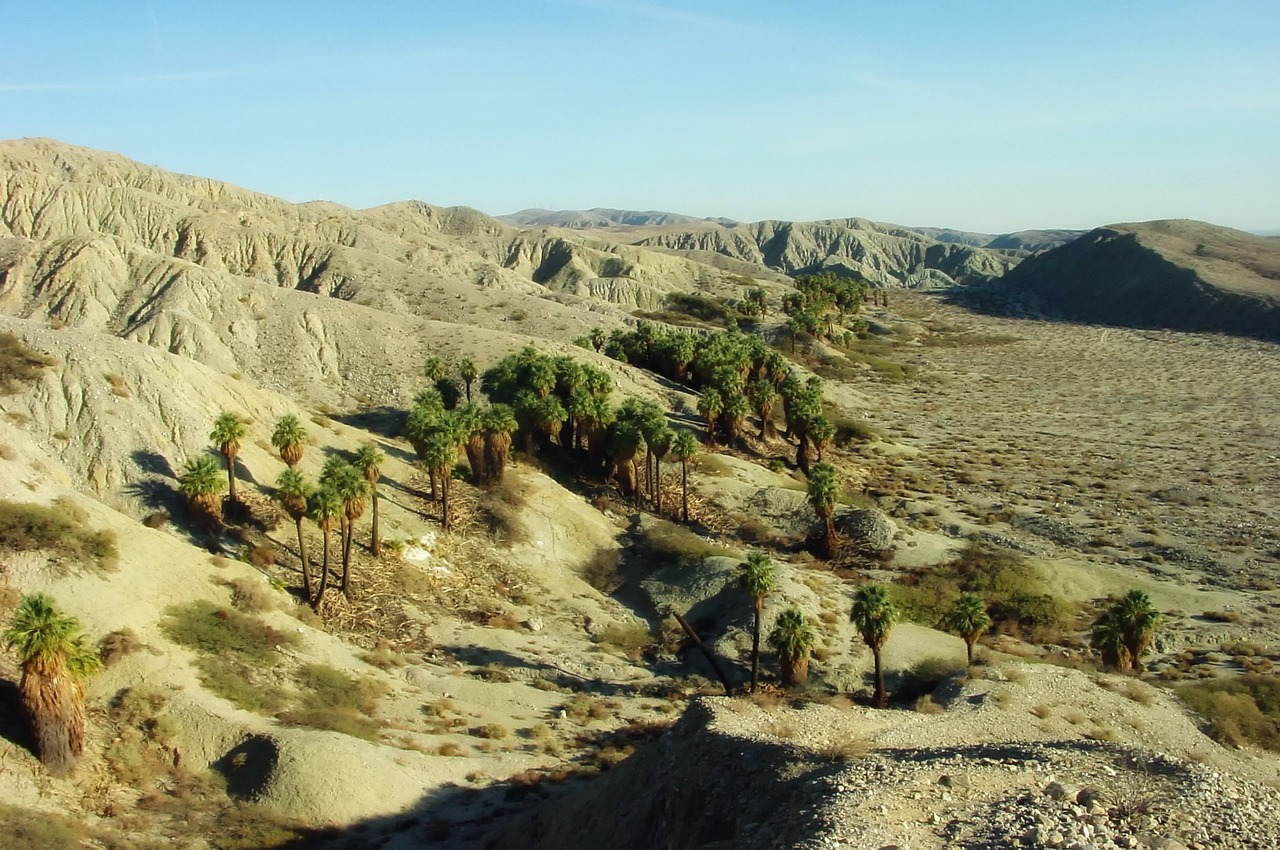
[769,609,816,687]
[808,462,840,558]
[210,412,247,503]
[309,486,343,611]
[274,468,314,602]
[483,404,518,484]
[747,380,779,441]
[459,358,478,403]
[809,417,836,463]
[354,442,385,558]
[321,458,371,594]
[3,594,100,776]
[672,430,698,523]
[851,584,896,708]
[1091,607,1129,672]
[270,414,307,467]
[1115,590,1162,673]
[945,592,991,665]
[739,552,777,693]
[697,390,723,448]
[179,455,225,531]
[424,430,457,529]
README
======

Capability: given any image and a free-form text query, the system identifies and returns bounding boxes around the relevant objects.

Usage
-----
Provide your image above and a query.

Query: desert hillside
[0,141,1278,850]
[982,219,1280,338]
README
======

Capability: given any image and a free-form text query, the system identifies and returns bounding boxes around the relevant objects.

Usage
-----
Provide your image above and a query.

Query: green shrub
[632,518,737,567]
[1180,674,1280,751]
[162,600,297,662]
[0,497,118,571]
[277,663,388,741]
[0,802,85,849]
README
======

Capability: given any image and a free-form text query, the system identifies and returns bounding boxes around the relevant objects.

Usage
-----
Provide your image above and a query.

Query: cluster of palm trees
[1091,590,1162,673]
[177,411,384,610]
[781,272,869,350]
[735,551,820,691]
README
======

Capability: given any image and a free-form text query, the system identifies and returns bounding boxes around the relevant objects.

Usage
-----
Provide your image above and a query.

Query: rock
[523,616,544,632]
[1045,780,1074,801]
[835,508,897,553]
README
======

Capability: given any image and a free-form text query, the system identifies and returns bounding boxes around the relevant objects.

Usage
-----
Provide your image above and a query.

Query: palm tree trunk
[966,639,975,666]
[873,649,887,708]
[224,452,238,503]
[672,610,733,695]
[340,517,353,594]
[314,527,330,611]
[22,658,81,777]
[295,517,312,603]
[370,489,380,557]
[750,598,762,693]
[823,514,836,559]
[440,472,451,530]
[654,459,663,516]
[681,461,689,523]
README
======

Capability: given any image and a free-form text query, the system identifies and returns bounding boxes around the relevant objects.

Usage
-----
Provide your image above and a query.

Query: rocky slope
[986,219,1280,338]
[636,217,1021,287]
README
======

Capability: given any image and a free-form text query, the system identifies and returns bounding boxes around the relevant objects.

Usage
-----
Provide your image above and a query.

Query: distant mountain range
[977,219,1280,339]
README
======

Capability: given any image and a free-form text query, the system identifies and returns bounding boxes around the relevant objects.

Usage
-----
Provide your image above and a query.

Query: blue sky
[3,1,1277,233]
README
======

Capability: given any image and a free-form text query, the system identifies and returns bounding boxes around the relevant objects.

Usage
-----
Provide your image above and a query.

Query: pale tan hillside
[2,142,1280,850]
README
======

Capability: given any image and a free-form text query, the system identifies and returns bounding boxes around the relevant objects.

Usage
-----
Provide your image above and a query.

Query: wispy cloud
[0,69,253,93]
[568,0,763,36]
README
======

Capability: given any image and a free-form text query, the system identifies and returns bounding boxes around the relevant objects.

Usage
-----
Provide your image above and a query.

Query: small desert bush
[583,547,623,593]
[596,622,653,659]
[632,518,736,567]
[1180,674,1280,751]
[0,497,118,571]
[479,475,535,544]
[0,332,56,394]
[221,575,278,614]
[0,801,86,849]
[895,656,965,703]
[99,627,146,666]
[471,722,509,740]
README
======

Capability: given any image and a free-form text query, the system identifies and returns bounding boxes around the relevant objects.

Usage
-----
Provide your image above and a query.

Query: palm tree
[483,405,518,484]
[697,390,723,448]
[769,609,816,687]
[179,455,225,531]
[275,469,314,602]
[354,442,385,558]
[589,327,607,353]
[424,356,446,383]
[809,417,836,463]
[739,552,777,693]
[1115,590,1162,673]
[1091,608,1129,672]
[672,430,698,523]
[3,594,100,776]
[321,458,371,594]
[424,430,457,529]
[459,358,478,403]
[270,414,307,467]
[210,412,247,503]
[851,584,896,708]
[808,462,840,558]
[309,486,343,611]
[945,593,991,665]
[747,380,779,441]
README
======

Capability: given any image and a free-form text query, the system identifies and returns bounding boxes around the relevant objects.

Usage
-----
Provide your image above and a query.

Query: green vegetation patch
[635,292,749,329]
[163,600,297,713]
[0,332,56,394]
[0,497,118,572]
[277,663,388,741]
[1180,674,1280,751]
[632,517,738,567]
[891,541,1074,642]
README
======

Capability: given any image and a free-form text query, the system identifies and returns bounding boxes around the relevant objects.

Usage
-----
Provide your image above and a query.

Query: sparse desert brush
[437,742,466,757]
[278,663,389,741]
[596,622,653,659]
[1032,704,1053,719]
[632,518,737,567]
[471,722,509,740]
[915,694,945,714]
[221,575,278,614]
[0,497,118,572]
[99,627,146,666]
[1180,674,1280,751]
[0,331,56,394]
